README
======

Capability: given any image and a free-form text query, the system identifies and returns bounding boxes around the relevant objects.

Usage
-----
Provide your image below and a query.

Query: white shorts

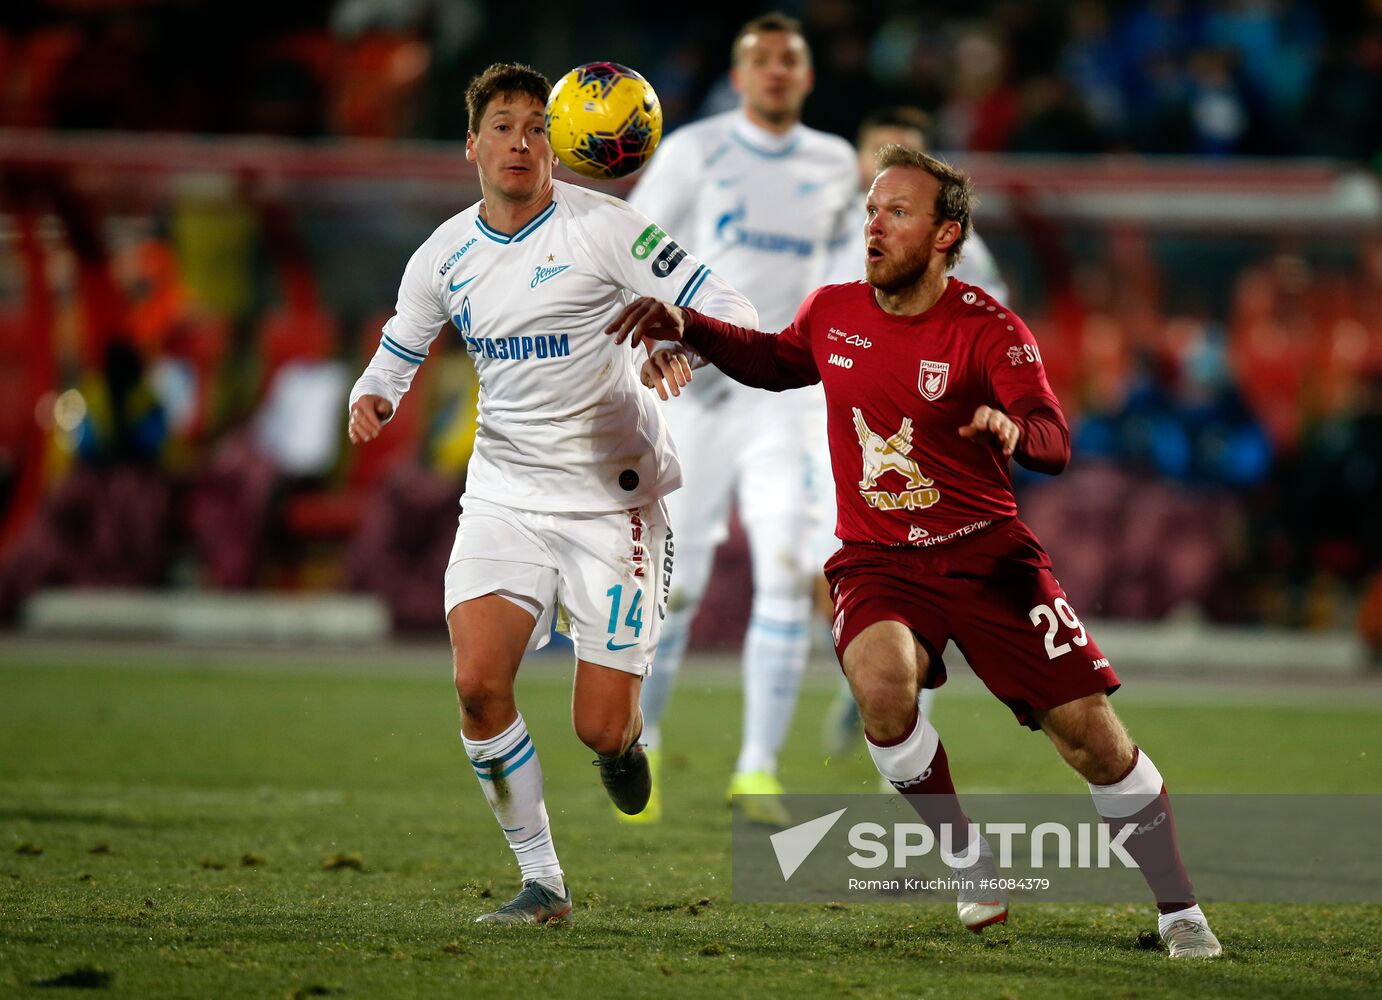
[663,380,832,570]
[443,495,673,675]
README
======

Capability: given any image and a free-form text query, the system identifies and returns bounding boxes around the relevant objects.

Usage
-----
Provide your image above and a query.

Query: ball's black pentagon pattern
[574,61,636,99]
[547,62,663,180]
[570,108,660,180]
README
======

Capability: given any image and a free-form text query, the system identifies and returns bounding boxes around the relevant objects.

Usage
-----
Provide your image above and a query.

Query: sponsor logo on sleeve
[1006,344,1042,367]
[439,237,478,276]
[631,224,666,260]
[651,240,686,278]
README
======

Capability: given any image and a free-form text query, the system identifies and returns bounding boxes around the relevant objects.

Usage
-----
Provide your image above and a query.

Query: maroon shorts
[824,517,1119,729]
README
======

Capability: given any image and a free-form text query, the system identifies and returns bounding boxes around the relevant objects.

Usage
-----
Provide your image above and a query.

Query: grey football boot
[474,880,573,925]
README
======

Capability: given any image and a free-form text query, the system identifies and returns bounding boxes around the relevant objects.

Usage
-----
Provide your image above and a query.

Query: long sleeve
[1010,397,1070,474]
[350,241,448,416]
[680,288,822,393]
[978,309,1067,474]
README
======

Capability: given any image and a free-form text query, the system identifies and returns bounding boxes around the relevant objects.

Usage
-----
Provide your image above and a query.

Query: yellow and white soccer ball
[546,62,663,180]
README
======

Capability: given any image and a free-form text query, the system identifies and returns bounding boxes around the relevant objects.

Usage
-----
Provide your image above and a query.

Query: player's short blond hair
[876,144,974,267]
[465,63,551,136]
[732,12,810,65]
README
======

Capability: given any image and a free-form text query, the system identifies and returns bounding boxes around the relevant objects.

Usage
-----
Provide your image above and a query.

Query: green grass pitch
[2,643,1381,998]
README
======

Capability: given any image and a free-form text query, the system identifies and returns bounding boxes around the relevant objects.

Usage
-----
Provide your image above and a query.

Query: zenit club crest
[918,360,949,401]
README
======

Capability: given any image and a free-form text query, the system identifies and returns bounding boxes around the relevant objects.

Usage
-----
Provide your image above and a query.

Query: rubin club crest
[918,360,950,401]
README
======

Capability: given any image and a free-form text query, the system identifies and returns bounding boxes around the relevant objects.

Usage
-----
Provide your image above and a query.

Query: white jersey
[350,179,757,514]
[629,110,857,346]
[827,191,1010,301]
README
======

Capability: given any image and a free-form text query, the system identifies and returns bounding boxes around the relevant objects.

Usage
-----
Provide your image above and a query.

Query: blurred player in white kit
[347,62,756,923]
[624,12,857,824]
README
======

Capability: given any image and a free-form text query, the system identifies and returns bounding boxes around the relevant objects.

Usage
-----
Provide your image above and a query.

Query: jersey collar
[731,112,802,159]
[475,199,557,245]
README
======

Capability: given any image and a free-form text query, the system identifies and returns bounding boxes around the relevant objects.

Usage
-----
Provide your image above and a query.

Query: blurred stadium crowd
[1,1,1379,159]
[1,0,1380,649]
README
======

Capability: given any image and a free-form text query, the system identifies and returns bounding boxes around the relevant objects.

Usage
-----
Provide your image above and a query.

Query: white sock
[461,714,563,891]
[1159,903,1208,935]
[735,595,812,775]
[638,605,694,753]
[864,707,938,784]
[918,686,937,721]
[865,708,980,868]
[1088,748,1163,817]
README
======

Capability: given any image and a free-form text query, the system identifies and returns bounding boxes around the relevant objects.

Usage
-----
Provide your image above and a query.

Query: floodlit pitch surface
[2,643,1380,999]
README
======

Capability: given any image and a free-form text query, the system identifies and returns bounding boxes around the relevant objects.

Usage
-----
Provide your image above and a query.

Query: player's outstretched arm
[606,297,819,393]
[347,394,395,444]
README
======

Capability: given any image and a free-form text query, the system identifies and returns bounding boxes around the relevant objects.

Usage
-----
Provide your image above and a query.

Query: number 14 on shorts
[605,584,644,651]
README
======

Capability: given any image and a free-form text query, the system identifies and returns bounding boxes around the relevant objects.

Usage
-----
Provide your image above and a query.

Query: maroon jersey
[681,277,1068,548]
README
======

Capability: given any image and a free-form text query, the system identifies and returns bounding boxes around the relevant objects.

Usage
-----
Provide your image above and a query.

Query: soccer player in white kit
[623,13,858,825]
[346,63,756,924]
[820,105,1011,756]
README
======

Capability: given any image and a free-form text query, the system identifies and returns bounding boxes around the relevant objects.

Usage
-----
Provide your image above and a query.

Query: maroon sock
[868,717,973,856]
[1093,752,1196,914]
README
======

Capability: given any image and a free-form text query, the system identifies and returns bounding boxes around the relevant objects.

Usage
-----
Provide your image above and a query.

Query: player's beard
[867,222,947,295]
[867,247,932,294]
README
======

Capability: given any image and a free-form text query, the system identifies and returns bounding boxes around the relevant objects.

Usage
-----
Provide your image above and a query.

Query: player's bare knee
[853,678,916,742]
[453,668,511,724]
[575,717,631,757]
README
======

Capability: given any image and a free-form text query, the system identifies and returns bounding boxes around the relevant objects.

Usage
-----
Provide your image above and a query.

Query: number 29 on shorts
[1028,597,1087,659]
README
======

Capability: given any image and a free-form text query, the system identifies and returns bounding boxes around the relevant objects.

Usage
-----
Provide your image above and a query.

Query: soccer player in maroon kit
[607,144,1222,959]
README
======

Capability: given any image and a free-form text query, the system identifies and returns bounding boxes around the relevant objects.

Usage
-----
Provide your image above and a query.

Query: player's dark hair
[876,144,973,267]
[732,12,809,64]
[857,106,934,147]
[466,63,552,135]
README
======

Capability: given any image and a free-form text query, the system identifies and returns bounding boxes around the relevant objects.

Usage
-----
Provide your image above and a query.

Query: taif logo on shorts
[918,360,949,401]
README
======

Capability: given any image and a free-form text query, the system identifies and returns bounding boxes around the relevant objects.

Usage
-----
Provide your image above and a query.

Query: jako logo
[828,354,854,369]
[891,768,933,788]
